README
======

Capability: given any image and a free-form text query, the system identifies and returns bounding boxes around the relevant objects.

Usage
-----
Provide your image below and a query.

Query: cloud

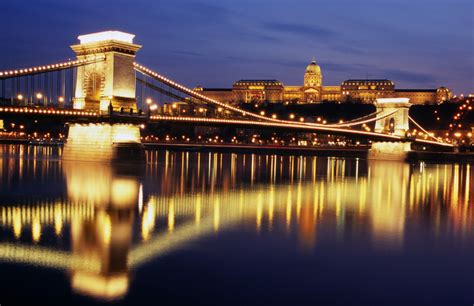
[330,44,366,55]
[322,62,370,73]
[262,22,336,40]
[381,69,437,85]
[169,50,205,57]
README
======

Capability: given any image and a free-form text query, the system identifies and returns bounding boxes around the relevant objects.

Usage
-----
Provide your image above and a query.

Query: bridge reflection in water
[0,146,472,301]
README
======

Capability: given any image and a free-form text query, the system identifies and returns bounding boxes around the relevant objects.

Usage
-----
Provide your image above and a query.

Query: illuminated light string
[150,114,403,139]
[149,115,454,147]
[321,110,382,127]
[0,55,106,79]
[0,106,97,117]
[323,110,398,128]
[408,116,442,143]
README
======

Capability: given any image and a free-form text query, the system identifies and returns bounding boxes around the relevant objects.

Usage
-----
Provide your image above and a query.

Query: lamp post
[58,96,65,107]
[146,98,152,117]
[150,104,158,117]
[36,93,43,106]
[17,94,24,106]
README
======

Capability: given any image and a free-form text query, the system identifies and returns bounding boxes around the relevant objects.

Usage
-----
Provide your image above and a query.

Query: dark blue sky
[1,0,473,93]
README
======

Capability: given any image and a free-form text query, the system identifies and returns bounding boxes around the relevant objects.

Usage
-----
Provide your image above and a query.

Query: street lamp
[35,93,44,106]
[17,94,23,105]
[146,98,153,117]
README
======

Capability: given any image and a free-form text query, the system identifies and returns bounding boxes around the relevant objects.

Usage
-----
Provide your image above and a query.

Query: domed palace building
[194,59,451,105]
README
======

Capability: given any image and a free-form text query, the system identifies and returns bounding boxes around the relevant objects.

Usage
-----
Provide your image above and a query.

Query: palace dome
[306,60,321,75]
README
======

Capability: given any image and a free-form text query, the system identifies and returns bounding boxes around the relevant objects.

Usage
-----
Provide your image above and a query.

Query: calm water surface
[0,144,473,305]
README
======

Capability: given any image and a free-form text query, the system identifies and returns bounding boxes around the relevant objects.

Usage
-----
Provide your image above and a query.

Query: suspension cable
[319,110,398,128]
[326,111,381,125]
[0,55,106,79]
[408,116,442,142]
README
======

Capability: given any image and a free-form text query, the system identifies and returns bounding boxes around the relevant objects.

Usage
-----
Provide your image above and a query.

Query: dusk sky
[2,0,473,94]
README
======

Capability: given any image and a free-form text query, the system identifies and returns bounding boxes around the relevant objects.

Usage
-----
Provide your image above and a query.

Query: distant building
[195,59,452,105]
[395,87,452,104]
[341,79,395,102]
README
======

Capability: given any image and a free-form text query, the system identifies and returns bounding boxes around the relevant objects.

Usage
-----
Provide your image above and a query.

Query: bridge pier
[368,141,412,161]
[62,123,144,163]
[368,98,412,161]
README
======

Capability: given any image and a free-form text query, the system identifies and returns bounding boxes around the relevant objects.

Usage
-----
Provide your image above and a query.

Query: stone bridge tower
[71,31,141,112]
[369,98,412,160]
[373,98,411,136]
[64,31,144,163]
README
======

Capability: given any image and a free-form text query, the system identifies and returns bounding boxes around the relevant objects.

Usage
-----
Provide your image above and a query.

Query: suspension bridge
[0,31,455,162]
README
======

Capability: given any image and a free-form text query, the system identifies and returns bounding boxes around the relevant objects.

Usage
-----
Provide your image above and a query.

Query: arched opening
[86,72,102,101]
[389,118,395,134]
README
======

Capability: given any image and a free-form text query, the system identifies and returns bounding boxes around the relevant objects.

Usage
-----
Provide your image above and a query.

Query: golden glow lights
[0,56,106,78]
[148,114,454,147]
[0,106,97,117]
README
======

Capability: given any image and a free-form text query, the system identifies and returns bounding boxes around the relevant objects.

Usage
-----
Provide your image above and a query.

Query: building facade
[195,59,451,105]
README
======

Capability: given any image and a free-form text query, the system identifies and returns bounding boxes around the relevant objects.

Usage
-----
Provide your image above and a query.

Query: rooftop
[342,79,392,83]
[234,79,283,85]
[78,31,135,44]
[200,88,232,92]
[395,89,436,92]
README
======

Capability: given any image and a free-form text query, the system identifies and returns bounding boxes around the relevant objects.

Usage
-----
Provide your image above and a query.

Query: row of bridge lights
[0,57,105,78]
[258,111,308,123]
[15,93,65,103]
[0,107,97,116]
[148,115,397,140]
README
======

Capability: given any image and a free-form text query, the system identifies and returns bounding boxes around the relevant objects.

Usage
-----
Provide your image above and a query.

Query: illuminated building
[196,59,451,105]
[395,87,452,104]
[341,79,395,102]
[233,80,284,103]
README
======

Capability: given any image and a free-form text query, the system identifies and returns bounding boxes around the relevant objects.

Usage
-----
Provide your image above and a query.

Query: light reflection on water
[0,144,473,305]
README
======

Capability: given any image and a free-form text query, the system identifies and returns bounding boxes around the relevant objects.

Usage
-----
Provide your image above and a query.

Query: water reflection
[0,145,473,302]
[66,163,140,300]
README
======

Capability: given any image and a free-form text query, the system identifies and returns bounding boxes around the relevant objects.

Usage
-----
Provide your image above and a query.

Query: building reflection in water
[0,146,472,300]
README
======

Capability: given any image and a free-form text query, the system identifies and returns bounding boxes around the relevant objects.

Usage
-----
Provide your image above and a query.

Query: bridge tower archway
[71,31,141,112]
[369,98,413,160]
[373,98,411,137]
